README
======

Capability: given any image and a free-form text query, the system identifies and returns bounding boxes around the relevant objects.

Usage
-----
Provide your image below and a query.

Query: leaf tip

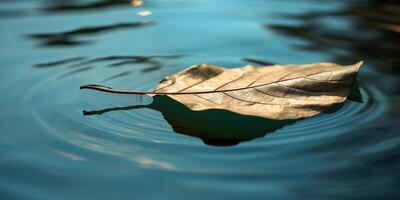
[354,61,364,70]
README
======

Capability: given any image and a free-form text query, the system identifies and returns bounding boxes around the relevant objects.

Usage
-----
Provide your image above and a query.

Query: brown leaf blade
[80,61,363,120]
[153,61,363,119]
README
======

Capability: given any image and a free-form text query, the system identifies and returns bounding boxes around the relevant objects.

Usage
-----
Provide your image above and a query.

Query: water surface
[1,0,399,199]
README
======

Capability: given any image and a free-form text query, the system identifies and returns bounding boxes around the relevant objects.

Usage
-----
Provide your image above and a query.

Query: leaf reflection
[83,96,297,146]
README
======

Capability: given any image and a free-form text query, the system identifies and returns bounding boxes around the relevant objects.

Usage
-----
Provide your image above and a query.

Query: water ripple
[22,65,388,174]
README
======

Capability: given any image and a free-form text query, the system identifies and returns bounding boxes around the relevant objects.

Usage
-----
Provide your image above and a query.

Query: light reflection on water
[0,0,399,199]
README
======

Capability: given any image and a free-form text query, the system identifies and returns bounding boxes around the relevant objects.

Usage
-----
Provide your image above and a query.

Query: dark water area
[0,0,399,199]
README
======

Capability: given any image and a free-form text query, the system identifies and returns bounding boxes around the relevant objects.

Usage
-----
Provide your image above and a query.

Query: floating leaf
[81,61,363,120]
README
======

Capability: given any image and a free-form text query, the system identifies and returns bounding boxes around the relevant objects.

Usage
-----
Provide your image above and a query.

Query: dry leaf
[81,61,363,120]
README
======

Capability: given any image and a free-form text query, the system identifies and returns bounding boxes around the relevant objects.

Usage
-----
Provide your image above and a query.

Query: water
[1,0,399,199]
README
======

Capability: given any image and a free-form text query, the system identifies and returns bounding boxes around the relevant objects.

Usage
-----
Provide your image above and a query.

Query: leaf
[80,61,363,120]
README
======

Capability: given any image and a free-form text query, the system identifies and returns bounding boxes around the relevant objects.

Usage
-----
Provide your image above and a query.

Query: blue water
[1,0,399,199]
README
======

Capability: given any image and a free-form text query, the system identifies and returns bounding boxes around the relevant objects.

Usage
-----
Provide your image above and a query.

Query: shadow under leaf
[83,96,297,146]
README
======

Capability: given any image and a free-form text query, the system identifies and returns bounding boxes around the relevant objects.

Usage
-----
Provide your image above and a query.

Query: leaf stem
[80,84,159,95]
[80,84,231,95]
[80,84,220,95]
